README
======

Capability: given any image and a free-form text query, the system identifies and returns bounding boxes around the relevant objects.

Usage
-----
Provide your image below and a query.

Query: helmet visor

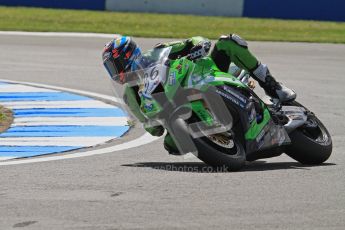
[103,53,122,83]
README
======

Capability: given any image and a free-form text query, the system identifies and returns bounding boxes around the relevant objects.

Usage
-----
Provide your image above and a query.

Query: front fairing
[137,55,250,121]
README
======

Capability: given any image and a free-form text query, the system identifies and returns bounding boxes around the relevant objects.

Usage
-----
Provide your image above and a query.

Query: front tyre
[193,122,246,171]
[285,115,332,164]
[193,135,246,171]
[170,108,246,171]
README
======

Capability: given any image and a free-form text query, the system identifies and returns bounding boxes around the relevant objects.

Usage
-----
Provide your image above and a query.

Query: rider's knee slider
[219,34,248,48]
[231,34,248,48]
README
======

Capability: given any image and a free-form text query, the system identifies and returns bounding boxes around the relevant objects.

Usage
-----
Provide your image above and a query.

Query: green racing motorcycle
[113,47,332,171]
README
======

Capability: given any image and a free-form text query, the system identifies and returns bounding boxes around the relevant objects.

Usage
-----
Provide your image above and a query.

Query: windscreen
[106,47,172,120]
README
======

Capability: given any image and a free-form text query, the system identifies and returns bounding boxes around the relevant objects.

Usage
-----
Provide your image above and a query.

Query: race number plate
[139,65,167,98]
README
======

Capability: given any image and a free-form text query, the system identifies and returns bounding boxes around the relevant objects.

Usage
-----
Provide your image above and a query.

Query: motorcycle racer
[102,34,296,154]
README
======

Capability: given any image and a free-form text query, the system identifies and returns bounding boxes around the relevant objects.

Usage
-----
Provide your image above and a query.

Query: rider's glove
[189,40,211,61]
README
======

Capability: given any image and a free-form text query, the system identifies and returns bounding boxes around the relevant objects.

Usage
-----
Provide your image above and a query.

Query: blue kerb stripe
[13,108,127,117]
[0,126,129,137]
[0,146,81,157]
[0,92,90,101]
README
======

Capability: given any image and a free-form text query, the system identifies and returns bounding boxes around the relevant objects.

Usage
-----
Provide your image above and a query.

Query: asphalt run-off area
[0,32,344,229]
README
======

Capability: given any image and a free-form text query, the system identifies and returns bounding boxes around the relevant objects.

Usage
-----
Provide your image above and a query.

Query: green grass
[0,112,5,122]
[1,6,345,43]
[0,105,13,133]
[0,106,8,121]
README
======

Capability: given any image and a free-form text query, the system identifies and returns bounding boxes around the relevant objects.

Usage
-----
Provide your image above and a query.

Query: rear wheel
[285,114,332,164]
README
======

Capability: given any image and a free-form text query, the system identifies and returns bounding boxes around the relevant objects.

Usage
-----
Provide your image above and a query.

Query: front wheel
[193,123,246,171]
[285,114,332,164]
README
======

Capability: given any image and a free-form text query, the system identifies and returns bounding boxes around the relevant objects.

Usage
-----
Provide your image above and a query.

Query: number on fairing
[142,66,164,96]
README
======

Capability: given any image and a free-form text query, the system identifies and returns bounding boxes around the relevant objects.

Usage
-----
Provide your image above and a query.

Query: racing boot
[252,63,296,103]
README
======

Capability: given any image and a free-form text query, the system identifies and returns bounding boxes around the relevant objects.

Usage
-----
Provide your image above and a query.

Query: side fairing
[213,85,290,154]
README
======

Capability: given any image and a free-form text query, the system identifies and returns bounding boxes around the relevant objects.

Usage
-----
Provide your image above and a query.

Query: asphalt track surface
[0,34,345,230]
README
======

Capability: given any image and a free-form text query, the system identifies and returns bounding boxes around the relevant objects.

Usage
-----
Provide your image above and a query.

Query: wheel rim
[207,132,235,149]
[205,131,241,156]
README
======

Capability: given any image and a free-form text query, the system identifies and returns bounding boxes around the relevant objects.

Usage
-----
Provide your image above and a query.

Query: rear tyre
[285,115,332,164]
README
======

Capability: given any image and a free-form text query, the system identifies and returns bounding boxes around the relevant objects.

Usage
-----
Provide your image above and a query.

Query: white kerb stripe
[0,79,124,104]
[0,137,116,147]
[2,100,116,109]
[12,117,128,126]
[0,84,57,93]
[0,157,16,161]
[0,133,161,166]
